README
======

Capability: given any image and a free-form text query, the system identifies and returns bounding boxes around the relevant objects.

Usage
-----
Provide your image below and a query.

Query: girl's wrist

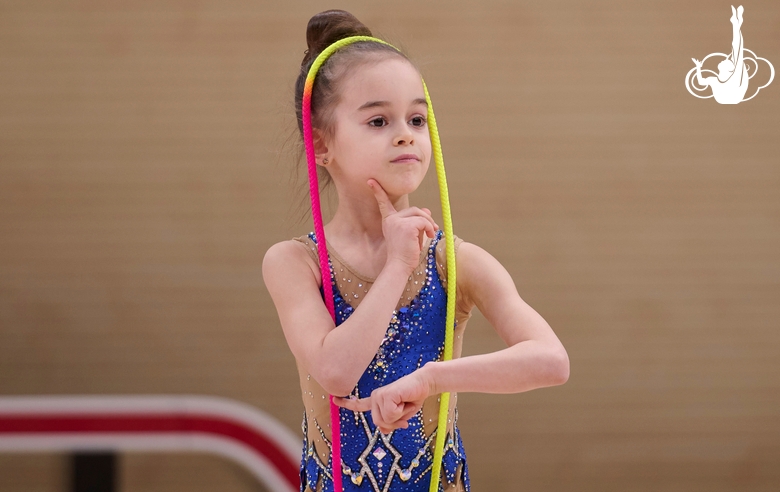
[382,257,415,279]
[419,361,442,396]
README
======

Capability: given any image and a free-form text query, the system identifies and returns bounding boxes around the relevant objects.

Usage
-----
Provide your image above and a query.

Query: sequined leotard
[291,229,472,492]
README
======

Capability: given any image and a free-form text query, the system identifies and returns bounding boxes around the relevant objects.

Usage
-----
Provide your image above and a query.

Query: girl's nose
[393,132,414,146]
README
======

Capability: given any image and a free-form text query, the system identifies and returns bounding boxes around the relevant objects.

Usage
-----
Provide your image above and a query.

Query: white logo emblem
[685,5,774,104]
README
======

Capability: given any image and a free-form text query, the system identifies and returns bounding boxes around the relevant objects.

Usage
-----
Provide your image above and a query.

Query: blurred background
[1,0,778,491]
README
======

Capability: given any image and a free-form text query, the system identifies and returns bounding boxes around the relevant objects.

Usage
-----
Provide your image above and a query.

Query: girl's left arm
[335,241,569,433]
[418,242,569,394]
[423,240,569,395]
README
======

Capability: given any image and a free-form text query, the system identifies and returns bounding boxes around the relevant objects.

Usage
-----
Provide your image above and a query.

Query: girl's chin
[378,181,423,198]
[377,173,427,196]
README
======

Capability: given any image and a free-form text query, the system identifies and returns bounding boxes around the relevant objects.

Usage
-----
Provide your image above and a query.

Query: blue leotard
[295,229,470,492]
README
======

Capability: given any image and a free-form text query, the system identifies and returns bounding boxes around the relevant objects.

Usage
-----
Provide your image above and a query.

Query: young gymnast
[262,9,569,492]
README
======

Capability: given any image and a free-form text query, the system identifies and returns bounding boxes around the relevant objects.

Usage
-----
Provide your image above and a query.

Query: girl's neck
[325,191,411,252]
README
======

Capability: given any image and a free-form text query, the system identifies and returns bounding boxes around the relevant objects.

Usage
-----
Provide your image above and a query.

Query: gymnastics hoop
[301,35,457,492]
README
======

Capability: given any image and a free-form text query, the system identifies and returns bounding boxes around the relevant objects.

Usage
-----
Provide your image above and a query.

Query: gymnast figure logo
[685,5,774,104]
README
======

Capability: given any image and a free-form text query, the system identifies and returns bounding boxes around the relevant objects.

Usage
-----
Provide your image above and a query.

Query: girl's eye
[368,117,387,127]
[410,116,427,127]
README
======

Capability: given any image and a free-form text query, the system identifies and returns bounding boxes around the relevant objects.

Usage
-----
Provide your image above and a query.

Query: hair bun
[303,10,372,66]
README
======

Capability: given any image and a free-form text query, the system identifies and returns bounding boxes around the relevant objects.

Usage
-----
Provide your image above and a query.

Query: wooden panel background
[1,0,778,491]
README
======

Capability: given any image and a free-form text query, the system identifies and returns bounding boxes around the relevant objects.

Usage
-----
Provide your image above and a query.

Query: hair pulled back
[294,10,411,138]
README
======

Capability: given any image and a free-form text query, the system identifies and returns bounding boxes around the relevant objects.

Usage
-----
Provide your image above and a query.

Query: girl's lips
[391,154,420,163]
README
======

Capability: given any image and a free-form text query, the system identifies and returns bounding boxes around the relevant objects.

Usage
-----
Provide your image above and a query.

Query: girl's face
[323,57,432,201]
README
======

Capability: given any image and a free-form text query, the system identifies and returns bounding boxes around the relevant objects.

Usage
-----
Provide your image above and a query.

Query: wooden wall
[1,0,778,490]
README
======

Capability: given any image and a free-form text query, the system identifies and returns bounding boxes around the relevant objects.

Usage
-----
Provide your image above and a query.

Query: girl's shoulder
[436,234,529,323]
[434,233,476,320]
[263,234,317,264]
[433,232,465,288]
[441,236,524,318]
[262,235,322,288]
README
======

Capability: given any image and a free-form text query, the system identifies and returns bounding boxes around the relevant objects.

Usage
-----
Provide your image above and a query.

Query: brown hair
[294,10,411,136]
[287,10,414,224]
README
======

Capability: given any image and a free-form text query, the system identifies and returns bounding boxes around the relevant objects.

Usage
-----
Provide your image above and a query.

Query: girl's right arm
[262,179,438,397]
[263,240,411,396]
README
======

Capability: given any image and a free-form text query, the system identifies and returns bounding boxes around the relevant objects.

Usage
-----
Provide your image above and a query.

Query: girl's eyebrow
[357,98,428,110]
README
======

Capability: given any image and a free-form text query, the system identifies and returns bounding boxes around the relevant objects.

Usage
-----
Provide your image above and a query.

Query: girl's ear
[312,128,330,166]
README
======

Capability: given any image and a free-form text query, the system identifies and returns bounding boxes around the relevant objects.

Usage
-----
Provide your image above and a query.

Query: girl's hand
[334,368,433,434]
[368,179,439,273]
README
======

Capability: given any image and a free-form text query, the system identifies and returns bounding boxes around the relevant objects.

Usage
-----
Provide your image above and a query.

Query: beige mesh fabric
[291,232,472,491]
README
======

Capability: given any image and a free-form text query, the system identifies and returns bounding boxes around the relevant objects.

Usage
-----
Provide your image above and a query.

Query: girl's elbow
[317,365,357,397]
[548,346,570,386]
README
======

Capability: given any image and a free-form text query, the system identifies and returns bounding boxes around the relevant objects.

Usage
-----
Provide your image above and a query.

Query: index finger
[333,395,372,413]
[367,179,396,218]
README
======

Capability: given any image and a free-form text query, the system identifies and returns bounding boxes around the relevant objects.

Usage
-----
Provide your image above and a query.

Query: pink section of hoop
[301,87,343,491]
